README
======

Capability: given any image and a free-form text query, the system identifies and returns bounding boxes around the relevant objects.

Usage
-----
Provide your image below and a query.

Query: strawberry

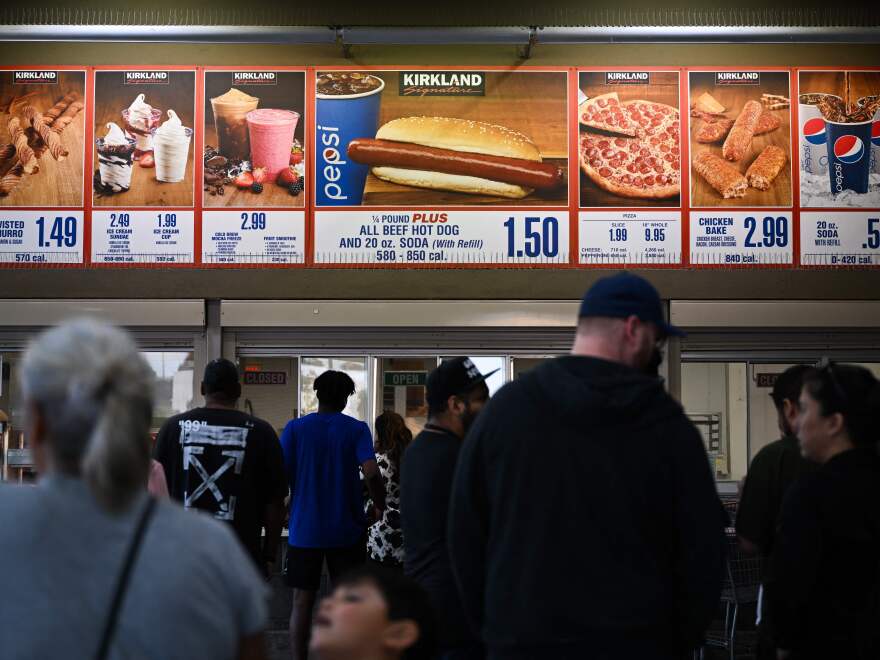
[251,167,268,184]
[289,151,304,165]
[276,166,299,187]
[233,171,254,189]
[139,153,155,168]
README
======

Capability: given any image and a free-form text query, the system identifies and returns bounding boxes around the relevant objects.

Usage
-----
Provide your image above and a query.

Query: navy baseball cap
[426,357,498,407]
[578,273,685,338]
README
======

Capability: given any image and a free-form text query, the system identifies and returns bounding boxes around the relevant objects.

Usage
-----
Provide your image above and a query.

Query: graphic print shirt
[154,407,287,565]
[367,452,404,565]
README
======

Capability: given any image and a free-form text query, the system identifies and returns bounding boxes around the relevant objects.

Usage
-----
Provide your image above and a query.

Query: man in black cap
[448,273,727,660]
[154,358,287,577]
[401,357,495,660]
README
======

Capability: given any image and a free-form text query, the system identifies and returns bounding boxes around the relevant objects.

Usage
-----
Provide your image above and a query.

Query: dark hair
[771,364,812,409]
[314,370,356,412]
[375,411,413,475]
[203,358,240,403]
[802,362,880,449]
[335,564,437,660]
[426,381,488,418]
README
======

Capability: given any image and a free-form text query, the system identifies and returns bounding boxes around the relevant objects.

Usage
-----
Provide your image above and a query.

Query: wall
[1,40,879,300]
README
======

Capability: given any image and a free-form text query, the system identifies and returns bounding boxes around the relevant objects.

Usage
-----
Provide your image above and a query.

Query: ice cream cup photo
[211,88,259,161]
[798,93,841,176]
[150,109,193,183]
[122,93,162,160]
[246,108,300,182]
[315,73,385,206]
[95,122,136,193]
[824,118,872,195]
[856,95,880,174]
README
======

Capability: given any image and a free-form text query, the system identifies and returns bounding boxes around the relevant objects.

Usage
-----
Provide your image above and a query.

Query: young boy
[310,565,437,660]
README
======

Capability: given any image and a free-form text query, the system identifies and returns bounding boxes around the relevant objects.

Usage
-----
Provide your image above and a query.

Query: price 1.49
[504,216,559,258]
[36,215,77,248]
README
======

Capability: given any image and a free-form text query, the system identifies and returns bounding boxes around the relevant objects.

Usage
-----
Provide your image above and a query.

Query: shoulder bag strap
[94,497,157,660]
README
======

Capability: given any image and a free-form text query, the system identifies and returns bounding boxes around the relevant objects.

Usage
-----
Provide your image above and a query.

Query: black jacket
[447,355,727,655]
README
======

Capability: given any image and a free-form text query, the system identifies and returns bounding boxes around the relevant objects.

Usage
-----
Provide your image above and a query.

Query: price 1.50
[504,217,559,258]
[744,216,788,248]
[35,216,77,248]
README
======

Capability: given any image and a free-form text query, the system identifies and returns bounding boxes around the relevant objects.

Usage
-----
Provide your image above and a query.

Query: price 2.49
[35,215,77,248]
[504,217,559,258]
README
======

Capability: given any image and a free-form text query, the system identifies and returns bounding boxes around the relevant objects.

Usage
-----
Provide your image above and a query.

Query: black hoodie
[448,355,727,656]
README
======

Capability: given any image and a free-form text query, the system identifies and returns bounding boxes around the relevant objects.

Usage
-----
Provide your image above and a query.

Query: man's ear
[827,411,846,438]
[447,394,464,415]
[200,382,206,396]
[782,398,798,429]
[382,620,419,654]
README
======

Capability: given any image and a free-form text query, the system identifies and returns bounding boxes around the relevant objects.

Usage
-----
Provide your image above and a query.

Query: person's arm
[669,418,728,652]
[238,633,268,660]
[152,418,179,501]
[448,409,492,636]
[735,447,774,556]
[362,458,386,514]
[261,425,288,578]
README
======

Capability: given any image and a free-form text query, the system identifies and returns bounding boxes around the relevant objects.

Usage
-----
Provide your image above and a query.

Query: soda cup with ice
[856,95,880,174]
[825,118,872,195]
[798,93,840,175]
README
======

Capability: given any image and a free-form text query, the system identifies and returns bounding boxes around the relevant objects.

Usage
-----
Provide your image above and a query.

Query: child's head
[310,565,437,660]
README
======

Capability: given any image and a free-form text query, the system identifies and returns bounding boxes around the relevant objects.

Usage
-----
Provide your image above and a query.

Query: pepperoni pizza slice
[578,92,639,137]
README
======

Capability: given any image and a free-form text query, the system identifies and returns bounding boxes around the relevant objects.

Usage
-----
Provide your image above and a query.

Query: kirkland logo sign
[14,71,57,84]
[232,72,277,85]
[399,71,485,96]
[716,72,761,85]
[605,72,650,85]
[124,71,169,84]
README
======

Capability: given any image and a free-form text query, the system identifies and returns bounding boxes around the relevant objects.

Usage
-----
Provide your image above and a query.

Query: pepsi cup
[798,93,840,175]
[315,74,385,206]
[825,118,872,195]
[856,95,880,174]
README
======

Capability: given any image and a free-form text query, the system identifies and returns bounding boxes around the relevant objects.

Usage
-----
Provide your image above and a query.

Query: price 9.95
[504,217,559,258]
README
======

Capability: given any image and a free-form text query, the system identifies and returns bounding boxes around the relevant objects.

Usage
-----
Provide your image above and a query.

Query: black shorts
[284,543,366,591]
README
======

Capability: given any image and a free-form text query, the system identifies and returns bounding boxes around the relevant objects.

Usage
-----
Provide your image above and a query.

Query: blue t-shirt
[280,412,375,548]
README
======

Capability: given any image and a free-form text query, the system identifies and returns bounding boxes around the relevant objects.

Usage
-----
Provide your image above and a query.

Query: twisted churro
[0,143,15,165]
[0,162,24,197]
[52,101,83,134]
[43,92,78,124]
[7,117,38,174]
[25,104,68,160]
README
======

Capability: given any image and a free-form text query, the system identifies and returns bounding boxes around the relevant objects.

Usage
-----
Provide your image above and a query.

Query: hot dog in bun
[347,116,564,199]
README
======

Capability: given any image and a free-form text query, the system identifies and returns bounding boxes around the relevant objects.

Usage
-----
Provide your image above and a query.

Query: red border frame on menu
[201,66,309,269]
[0,65,89,268]
[309,65,576,270]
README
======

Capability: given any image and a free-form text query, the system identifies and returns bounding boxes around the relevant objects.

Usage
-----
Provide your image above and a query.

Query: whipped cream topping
[213,87,258,104]
[103,122,129,146]
[127,93,154,124]
[155,109,188,139]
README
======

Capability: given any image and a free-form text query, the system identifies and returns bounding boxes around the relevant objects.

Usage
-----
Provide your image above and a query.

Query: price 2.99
[743,216,788,248]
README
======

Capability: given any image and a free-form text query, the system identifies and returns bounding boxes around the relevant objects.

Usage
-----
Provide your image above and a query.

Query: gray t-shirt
[0,474,268,660]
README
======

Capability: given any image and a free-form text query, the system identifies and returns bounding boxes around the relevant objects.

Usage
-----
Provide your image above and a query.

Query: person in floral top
[367,411,412,567]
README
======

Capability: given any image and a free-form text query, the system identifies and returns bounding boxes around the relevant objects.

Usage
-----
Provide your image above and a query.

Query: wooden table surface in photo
[689,86,792,208]
[798,72,880,107]
[93,108,193,208]
[362,72,568,206]
[0,88,84,207]
[579,83,681,208]
[202,125,304,208]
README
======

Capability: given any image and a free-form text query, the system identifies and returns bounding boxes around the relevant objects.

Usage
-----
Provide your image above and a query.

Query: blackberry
[288,179,304,195]
[251,182,263,194]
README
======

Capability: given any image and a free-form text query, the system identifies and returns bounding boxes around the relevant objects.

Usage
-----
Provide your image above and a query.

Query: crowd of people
[1,272,878,660]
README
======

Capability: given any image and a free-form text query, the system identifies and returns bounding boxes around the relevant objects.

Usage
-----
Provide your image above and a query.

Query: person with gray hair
[0,319,270,660]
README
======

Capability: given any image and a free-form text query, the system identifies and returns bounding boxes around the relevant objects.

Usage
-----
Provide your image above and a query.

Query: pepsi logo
[803,118,826,145]
[833,135,865,164]
[872,121,880,147]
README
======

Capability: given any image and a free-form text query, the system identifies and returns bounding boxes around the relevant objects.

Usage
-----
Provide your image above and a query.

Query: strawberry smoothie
[246,108,299,182]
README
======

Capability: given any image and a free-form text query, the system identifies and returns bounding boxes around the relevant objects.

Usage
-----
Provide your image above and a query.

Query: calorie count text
[2,214,80,263]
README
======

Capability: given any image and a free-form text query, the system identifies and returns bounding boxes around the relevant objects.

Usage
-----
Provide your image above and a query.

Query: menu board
[311,68,570,265]
[0,65,877,269]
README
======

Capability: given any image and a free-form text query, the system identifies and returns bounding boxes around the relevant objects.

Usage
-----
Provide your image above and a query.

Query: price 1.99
[36,216,77,248]
[504,216,559,258]
[743,216,788,248]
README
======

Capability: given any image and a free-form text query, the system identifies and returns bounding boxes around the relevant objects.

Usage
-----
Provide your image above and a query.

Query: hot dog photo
[578,70,681,208]
[689,70,792,208]
[314,69,568,206]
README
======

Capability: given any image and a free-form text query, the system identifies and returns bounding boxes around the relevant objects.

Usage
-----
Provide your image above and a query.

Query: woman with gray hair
[0,319,269,660]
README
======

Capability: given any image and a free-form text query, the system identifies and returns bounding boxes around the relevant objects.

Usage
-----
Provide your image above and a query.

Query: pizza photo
[578,71,681,208]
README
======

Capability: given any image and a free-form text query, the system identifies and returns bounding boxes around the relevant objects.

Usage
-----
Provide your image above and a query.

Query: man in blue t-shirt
[280,369,386,660]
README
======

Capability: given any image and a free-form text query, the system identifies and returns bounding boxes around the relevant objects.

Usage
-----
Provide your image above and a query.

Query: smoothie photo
[151,109,192,183]
[246,108,299,182]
